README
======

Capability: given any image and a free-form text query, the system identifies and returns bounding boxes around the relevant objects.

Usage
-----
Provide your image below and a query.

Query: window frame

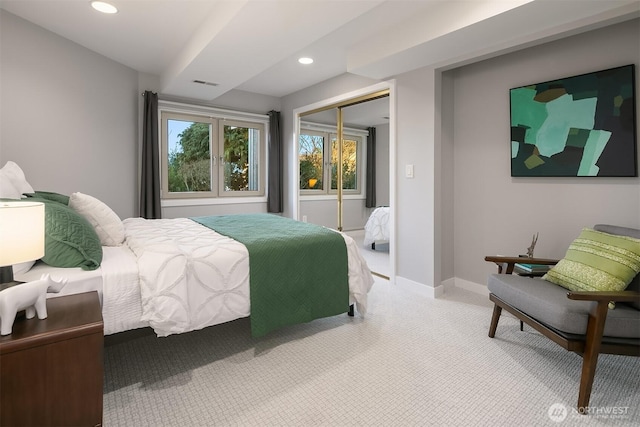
[159,101,268,202]
[161,111,217,199]
[299,122,367,198]
[218,119,266,198]
[299,129,327,194]
[328,132,362,195]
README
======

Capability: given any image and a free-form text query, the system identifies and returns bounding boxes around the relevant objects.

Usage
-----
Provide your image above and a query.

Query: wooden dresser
[0,291,103,427]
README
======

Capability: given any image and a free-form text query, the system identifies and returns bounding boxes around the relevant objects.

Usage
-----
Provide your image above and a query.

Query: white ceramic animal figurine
[0,274,67,335]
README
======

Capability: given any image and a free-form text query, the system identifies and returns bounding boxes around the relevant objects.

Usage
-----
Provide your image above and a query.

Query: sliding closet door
[298,93,389,232]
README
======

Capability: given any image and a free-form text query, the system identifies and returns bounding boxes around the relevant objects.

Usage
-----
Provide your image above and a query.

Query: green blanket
[191,214,349,337]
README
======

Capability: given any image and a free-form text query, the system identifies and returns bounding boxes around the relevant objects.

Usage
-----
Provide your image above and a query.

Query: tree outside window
[162,110,265,199]
[168,120,211,192]
[299,133,324,190]
[299,129,362,194]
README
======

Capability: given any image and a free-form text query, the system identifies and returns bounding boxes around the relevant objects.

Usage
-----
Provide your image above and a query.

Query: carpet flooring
[103,276,639,426]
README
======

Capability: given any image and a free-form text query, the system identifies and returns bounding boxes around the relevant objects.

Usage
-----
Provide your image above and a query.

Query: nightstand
[0,291,103,427]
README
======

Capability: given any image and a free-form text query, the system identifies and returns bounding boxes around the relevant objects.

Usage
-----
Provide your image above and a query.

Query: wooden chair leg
[577,301,609,413]
[488,304,502,338]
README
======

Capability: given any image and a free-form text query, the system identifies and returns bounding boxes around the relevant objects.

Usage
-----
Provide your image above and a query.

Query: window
[220,120,261,194]
[161,108,266,200]
[330,135,358,190]
[299,126,365,195]
[299,130,325,191]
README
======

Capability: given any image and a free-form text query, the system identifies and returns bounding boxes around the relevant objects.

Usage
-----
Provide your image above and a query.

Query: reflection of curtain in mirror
[365,127,376,208]
[267,110,282,213]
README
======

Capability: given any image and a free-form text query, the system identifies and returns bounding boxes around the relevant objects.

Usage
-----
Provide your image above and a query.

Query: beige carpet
[103,277,639,426]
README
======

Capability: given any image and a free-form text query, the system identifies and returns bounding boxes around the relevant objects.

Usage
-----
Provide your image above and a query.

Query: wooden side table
[484,255,559,275]
[0,291,104,427]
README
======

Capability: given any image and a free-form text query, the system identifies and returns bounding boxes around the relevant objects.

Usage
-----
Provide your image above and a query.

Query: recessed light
[91,1,118,14]
[298,57,314,65]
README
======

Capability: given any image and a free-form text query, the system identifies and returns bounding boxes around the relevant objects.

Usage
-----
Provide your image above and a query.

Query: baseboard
[395,275,439,298]
[452,277,490,296]
[440,277,456,294]
[394,276,489,298]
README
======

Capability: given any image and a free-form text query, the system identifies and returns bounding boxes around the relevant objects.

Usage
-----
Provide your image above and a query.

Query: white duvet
[122,217,374,337]
[364,206,390,246]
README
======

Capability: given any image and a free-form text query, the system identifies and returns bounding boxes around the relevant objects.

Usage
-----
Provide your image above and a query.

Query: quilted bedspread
[123,215,373,337]
[364,206,390,246]
[193,214,348,337]
[124,217,251,336]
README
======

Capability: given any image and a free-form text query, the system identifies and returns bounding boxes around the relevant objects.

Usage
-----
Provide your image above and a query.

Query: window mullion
[210,119,217,197]
[324,132,331,194]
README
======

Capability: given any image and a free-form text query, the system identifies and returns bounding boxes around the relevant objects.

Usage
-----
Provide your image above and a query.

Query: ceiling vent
[193,80,219,87]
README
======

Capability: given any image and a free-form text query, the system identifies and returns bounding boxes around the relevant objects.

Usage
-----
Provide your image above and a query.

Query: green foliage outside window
[299,134,324,190]
[331,138,357,190]
[168,122,211,192]
[168,121,257,193]
[223,126,253,192]
[299,133,358,191]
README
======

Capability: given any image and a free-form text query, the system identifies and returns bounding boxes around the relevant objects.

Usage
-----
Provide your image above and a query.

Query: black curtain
[365,126,376,208]
[140,90,161,219]
[267,110,283,213]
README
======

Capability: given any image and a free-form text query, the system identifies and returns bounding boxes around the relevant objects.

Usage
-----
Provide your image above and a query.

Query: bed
[1,161,374,338]
[364,206,390,250]
[16,212,374,338]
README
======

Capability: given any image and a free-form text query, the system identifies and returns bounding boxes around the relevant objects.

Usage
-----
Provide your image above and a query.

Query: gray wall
[394,67,438,288]
[450,19,640,289]
[0,11,138,219]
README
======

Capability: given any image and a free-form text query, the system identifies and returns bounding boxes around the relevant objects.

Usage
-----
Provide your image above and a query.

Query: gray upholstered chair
[485,224,640,413]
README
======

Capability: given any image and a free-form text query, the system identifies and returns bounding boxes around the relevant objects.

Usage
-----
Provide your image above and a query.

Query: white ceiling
[1,0,638,126]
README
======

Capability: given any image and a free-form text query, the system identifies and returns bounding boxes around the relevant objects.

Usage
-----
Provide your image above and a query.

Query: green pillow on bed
[30,197,102,270]
[24,190,70,205]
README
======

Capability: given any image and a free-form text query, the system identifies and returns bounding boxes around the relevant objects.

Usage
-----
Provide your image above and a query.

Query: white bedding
[100,245,147,335]
[15,246,147,335]
[124,217,251,337]
[16,259,104,302]
[17,217,374,337]
[364,206,390,246]
[124,217,374,337]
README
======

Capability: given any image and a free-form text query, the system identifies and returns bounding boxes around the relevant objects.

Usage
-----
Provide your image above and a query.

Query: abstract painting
[510,64,637,177]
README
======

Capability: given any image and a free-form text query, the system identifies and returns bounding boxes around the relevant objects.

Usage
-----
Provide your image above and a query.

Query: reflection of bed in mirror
[364,206,390,250]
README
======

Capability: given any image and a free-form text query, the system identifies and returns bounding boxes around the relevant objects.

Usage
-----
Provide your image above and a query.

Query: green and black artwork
[510,64,637,177]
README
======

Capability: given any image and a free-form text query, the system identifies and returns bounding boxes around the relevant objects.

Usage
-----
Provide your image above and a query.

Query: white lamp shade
[0,201,45,267]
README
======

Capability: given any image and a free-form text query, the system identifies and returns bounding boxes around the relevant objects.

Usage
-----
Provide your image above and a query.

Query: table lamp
[0,201,45,285]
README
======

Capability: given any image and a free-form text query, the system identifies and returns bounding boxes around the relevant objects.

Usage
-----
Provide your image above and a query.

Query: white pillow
[0,161,34,196]
[69,192,125,246]
[0,172,22,199]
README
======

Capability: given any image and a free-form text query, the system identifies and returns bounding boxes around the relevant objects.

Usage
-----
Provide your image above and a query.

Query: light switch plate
[405,164,414,178]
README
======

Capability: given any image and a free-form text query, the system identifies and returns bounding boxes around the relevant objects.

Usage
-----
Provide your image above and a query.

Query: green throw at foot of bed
[192,214,349,337]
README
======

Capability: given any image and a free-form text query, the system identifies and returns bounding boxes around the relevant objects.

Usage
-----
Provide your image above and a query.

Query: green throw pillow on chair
[543,228,640,292]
